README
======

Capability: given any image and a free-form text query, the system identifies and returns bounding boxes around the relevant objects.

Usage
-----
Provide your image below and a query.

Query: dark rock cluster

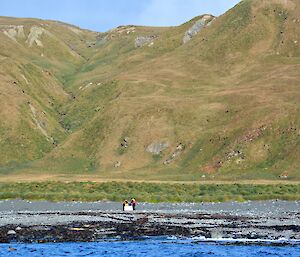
[0,211,299,243]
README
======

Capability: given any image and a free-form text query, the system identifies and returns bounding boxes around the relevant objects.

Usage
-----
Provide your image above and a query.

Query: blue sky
[0,0,241,32]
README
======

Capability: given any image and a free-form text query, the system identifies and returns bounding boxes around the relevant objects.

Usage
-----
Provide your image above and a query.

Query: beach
[0,200,299,243]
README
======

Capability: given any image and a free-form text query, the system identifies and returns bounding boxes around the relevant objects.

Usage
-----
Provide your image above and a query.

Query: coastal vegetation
[0,182,299,202]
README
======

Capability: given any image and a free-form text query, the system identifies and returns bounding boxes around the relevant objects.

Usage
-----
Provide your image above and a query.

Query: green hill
[0,0,299,182]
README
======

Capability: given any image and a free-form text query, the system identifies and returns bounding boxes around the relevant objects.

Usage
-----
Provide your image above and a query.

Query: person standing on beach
[123,200,128,211]
[131,198,136,210]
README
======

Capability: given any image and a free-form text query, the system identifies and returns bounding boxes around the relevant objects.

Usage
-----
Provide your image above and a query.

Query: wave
[190,237,300,245]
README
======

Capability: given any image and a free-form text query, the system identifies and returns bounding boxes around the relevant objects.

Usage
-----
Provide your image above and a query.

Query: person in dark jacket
[123,200,128,211]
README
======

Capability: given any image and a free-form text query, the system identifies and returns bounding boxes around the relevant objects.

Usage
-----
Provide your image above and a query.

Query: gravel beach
[0,200,299,243]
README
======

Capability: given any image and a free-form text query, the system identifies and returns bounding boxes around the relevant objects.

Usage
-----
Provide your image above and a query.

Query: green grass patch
[0,182,299,203]
[152,154,163,162]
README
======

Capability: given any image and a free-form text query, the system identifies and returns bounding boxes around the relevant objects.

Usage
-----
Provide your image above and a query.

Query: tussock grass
[0,182,299,203]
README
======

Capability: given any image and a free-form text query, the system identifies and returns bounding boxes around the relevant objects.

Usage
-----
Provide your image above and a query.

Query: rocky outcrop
[101,26,136,42]
[135,35,157,48]
[114,26,136,35]
[26,26,47,47]
[164,143,185,164]
[183,15,214,44]
[1,25,52,47]
[0,210,299,243]
[0,200,299,243]
[146,142,169,155]
[1,25,25,42]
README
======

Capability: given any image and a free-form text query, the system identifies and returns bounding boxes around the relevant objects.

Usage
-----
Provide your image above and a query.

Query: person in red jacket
[131,198,136,210]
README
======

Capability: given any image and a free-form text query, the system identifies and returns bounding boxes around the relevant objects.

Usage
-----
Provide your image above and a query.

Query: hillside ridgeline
[0,0,299,181]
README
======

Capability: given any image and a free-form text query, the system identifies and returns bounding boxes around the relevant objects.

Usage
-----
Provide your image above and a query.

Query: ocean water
[1,237,300,257]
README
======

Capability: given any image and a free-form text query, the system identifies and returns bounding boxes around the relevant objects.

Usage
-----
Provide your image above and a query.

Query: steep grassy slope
[0,0,299,181]
[0,17,97,171]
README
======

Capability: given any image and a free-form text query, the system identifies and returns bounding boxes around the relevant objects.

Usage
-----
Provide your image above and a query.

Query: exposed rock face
[1,25,53,47]
[183,15,214,44]
[135,35,157,48]
[164,143,185,164]
[26,26,44,47]
[146,142,169,155]
[1,25,25,42]
[102,26,136,42]
[113,26,136,35]
[26,26,51,47]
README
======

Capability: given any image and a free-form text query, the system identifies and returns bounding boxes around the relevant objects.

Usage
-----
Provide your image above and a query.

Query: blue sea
[1,237,300,257]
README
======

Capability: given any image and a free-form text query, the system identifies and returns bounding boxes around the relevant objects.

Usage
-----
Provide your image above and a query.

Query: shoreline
[0,200,299,243]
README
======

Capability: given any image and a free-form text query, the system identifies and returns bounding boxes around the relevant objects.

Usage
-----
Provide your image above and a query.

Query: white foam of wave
[167,236,178,240]
[190,236,300,244]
